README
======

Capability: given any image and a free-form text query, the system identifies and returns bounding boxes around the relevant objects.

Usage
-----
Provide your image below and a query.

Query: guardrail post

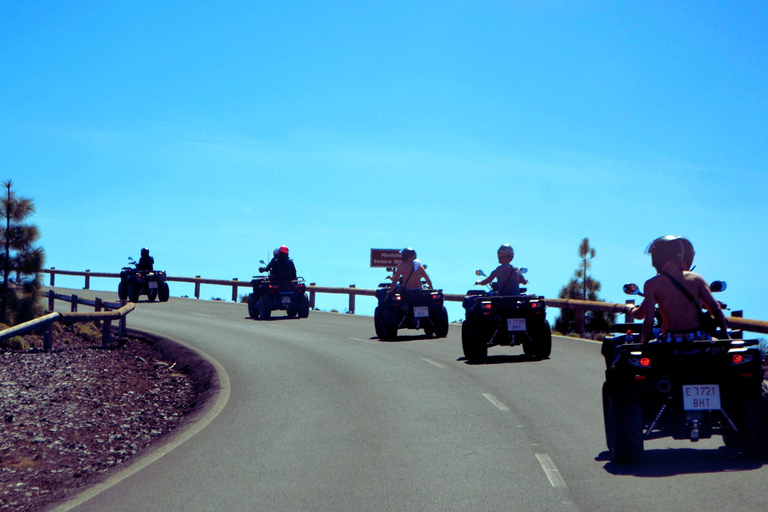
[348,285,356,314]
[48,289,55,313]
[309,284,316,309]
[94,297,102,328]
[119,313,126,338]
[50,267,56,287]
[101,319,112,346]
[44,323,53,351]
[624,299,635,323]
[84,270,91,290]
[194,276,201,299]
[71,295,78,313]
[231,278,239,302]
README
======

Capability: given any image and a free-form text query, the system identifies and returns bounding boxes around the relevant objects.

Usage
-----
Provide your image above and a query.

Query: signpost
[370,249,402,269]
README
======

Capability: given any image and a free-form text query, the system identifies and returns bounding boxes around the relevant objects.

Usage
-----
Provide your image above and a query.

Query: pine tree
[0,180,45,324]
[554,238,614,336]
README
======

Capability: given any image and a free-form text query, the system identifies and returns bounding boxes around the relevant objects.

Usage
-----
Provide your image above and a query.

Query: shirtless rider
[640,235,728,343]
[475,243,528,295]
[388,247,432,294]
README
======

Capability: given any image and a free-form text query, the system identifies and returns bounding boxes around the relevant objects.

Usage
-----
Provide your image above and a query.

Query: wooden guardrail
[0,290,135,351]
[40,268,768,335]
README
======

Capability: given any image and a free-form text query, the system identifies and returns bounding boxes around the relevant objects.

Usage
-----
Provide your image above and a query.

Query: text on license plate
[683,384,721,410]
[414,306,429,318]
[281,296,291,304]
[507,318,526,331]
[148,281,158,289]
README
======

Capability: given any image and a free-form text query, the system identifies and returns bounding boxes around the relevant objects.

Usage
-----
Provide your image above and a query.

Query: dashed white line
[421,358,446,368]
[535,453,568,488]
[348,337,376,343]
[482,393,509,411]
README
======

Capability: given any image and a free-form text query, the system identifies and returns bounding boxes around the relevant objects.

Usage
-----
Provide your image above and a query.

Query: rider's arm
[388,263,405,293]
[518,270,528,285]
[419,267,433,289]
[641,281,657,343]
[697,276,729,338]
[476,268,498,286]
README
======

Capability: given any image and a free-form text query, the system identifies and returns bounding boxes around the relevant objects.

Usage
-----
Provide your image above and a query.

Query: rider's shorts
[658,328,711,343]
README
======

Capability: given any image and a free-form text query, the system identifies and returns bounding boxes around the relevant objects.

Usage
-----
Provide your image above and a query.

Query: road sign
[370,249,402,268]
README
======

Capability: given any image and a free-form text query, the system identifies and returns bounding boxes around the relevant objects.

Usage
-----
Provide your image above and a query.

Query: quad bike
[373,276,450,341]
[601,281,768,464]
[117,257,170,302]
[460,268,551,361]
[247,261,309,320]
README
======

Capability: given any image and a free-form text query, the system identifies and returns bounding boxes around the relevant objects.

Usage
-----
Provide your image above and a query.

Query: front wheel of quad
[462,321,487,362]
[158,282,170,302]
[258,296,272,320]
[381,308,398,341]
[247,294,259,319]
[742,383,768,460]
[609,389,644,465]
[433,306,449,338]
[297,295,310,318]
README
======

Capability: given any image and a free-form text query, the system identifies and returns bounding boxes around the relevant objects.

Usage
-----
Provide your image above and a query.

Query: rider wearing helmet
[388,247,432,293]
[137,247,154,271]
[261,245,297,282]
[475,244,528,295]
[639,235,727,343]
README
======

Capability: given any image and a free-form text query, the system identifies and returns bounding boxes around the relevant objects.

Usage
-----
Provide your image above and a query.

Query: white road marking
[421,358,446,368]
[483,393,509,411]
[535,453,568,488]
[191,313,215,318]
[348,337,376,343]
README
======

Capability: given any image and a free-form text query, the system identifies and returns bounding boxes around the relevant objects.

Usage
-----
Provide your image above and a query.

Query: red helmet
[278,245,289,255]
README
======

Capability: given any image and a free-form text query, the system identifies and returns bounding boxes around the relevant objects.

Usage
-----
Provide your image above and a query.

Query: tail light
[481,302,492,310]
[530,302,541,309]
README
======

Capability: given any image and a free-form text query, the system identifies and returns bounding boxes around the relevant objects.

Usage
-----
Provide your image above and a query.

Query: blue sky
[2,1,767,324]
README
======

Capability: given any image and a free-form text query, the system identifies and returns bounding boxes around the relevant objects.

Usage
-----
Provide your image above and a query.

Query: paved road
[50,290,768,512]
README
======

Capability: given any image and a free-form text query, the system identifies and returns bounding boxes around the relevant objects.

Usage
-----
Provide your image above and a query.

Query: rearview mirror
[475,269,486,277]
[709,281,727,293]
[623,283,641,296]
[519,267,528,274]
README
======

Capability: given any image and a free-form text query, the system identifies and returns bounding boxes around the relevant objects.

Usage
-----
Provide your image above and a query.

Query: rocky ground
[0,324,217,512]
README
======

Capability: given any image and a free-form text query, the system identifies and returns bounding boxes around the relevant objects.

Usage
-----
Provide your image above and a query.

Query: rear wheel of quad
[118,282,127,301]
[258,296,272,320]
[742,383,768,460]
[297,295,310,318]
[247,294,259,319]
[433,306,449,338]
[374,307,384,338]
[528,322,552,360]
[286,304,297,318]
[381,308,398,341]
[609,389,644,465]
[129,285,140,303]
[148,289,158,302]
[461,321,487,361]
[158,283,170,302]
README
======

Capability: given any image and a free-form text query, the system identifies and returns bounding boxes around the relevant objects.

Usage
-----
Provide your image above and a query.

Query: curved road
[50,290,767,512]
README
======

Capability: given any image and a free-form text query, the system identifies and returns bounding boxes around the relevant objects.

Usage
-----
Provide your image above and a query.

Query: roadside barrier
[40,268,768,335]
[0,290,134,351]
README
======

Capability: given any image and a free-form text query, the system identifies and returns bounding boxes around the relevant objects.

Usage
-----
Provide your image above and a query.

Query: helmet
[273,248,279,256]
[679,237,695,271]
[400,247,416,260]
[278,245,289,255]
[645,236,684,273]
[497,244,514,260]
[141,247,149,257]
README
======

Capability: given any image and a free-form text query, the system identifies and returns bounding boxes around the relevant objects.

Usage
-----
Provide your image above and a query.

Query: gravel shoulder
[0,324,218,512]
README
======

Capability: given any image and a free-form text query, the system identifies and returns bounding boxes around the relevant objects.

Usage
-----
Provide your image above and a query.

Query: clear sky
[2,1,767,325]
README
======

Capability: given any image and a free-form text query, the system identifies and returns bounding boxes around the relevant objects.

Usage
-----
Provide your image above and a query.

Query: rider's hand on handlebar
[259,267,266,273]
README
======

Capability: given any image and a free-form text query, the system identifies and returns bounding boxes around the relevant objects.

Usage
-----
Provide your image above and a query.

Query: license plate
[414,306,429,318]
[281,296,291,304]
[682,384,721,411]
[507,318,526,331]
[148,281,158,289]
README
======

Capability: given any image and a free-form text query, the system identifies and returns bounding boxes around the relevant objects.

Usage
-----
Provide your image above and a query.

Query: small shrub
[8,336,33,351]
[75,322,102,344]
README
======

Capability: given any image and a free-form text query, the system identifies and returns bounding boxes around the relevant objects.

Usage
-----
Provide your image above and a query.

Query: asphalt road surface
[48,289,768,512]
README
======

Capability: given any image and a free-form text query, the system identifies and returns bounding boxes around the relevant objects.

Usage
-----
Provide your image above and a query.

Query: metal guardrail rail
[39,268,768,335]
[0,290,135,350]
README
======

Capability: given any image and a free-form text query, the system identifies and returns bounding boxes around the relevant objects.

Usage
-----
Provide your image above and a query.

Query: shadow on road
[458,354,537,365]
[597,448,765,476]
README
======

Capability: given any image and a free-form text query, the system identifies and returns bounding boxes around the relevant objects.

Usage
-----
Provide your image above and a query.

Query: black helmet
[497,244,514,260]
[679,237,695,271]
[141,247,150,257]
[645,236,684,273]
[400,247,416,260]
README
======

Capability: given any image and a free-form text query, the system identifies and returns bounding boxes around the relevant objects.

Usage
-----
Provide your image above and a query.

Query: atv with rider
[602,281,768,464]
[118,257,170,302]
[374,283,450,341]
[460,269,551,361]
[247,259,310,320]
